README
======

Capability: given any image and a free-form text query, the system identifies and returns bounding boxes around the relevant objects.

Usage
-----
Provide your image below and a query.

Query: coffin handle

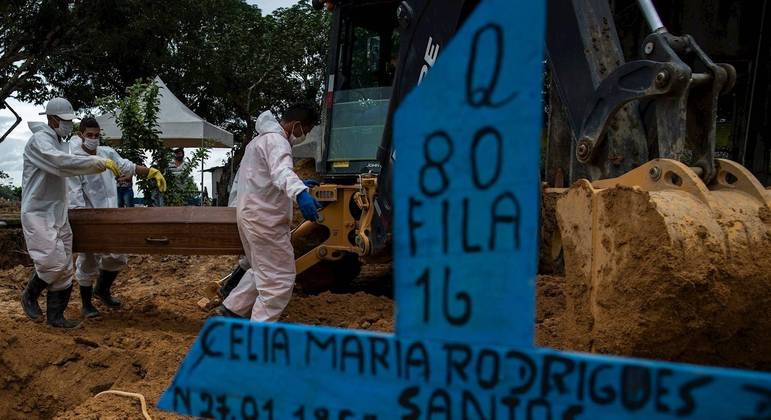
[145,237,170,245]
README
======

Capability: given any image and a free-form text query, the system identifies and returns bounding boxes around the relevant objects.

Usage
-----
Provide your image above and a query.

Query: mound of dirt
[534,275,567,350]
[556,183,771,370]
[0,257,214,419]
[0,201,27,270]
[283,291,393,331]
[0,229,29,269]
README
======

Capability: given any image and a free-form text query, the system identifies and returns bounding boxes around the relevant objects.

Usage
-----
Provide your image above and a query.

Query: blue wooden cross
[158,0,771,418]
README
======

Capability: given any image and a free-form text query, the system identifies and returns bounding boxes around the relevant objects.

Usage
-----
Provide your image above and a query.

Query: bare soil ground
[0,200,28,270]
[0,252,767,418]
[0,256,394,419]
[0,183,767,418]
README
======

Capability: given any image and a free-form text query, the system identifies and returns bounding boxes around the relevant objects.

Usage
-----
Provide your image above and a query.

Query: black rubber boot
[218,265,246,299]
[47,286,81,329]
[94,270,121,308]
[80,286,100,318]
[21,272,47,322]
[214,304,244,318]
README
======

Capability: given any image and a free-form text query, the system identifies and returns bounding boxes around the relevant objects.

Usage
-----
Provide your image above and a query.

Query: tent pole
[200,138,204,207]
[230,146,235,201]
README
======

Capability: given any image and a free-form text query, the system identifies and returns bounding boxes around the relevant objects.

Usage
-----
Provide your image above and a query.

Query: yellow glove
[101,159,121,177]
[147,167,167,192]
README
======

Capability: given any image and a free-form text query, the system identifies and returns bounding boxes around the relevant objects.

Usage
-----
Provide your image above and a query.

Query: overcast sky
[0,0,299,192]
[247,0,299,14]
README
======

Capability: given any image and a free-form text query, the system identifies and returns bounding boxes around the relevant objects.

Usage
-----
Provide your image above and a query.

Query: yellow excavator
[284,0,771,364]
[297,0,768,275]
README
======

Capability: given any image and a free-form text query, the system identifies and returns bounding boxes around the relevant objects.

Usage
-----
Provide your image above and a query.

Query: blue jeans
[117,187,134,208]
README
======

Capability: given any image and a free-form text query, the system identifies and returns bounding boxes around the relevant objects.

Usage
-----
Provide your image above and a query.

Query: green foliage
[1,1,186,106]
[0,170,20,201]
[2,0,331,205]
[99,80,162,202]
[269,0,331,104]
[1,0,330,144]
[0,2,73,103]
[163,147,211,207]
[161,0,330,141]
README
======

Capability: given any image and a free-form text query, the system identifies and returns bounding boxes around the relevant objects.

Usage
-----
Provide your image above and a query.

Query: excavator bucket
[554,159,771,369]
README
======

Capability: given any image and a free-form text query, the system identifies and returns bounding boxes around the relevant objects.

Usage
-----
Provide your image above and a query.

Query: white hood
[255,111,286,137]
[69,136,85,153]
[28,121,51,134]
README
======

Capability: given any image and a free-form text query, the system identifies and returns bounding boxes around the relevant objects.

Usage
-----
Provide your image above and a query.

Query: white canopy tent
[96,77,233,148]
[96,77,234,205]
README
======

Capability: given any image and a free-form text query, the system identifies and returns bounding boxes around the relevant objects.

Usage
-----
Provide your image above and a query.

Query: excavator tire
[554,159,771,370]
[296,253,362,294]
[291,222,362,294]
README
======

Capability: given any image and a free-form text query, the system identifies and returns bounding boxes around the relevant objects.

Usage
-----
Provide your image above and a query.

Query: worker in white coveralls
[20,98,122,329]
[68,117,167,318]
[216,168,318,302]
[215,166,251,299]
[217,104,321,321]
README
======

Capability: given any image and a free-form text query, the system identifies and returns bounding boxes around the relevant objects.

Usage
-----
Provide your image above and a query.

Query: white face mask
[54,120,73,138]
[83,137,99,151]
[289,122,306,145]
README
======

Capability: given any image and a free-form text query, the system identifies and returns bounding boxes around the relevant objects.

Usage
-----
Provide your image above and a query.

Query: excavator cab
[318,1,400,179]
[295,0,479,288]
[291,1,404,290]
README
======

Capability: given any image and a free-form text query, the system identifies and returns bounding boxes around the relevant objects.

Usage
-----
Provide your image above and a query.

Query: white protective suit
[222,111,307,321]
[67,136,134,286]
[22,123,113,291]
[227,168,251,272]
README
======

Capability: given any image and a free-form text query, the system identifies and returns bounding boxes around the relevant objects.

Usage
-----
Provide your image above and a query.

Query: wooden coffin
[70,207,243,255]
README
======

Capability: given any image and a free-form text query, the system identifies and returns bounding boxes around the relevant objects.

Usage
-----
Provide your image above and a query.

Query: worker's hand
[297,190,321,222]
[98,158,121,177]
[303,179,320,188]
[147,167,167,192]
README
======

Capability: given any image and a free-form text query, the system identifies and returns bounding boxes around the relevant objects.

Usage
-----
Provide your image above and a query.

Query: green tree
[2,0,329,136]
[2,0,330,205]
[270,0,330,105]
[1,1,185,107]
[196,0,331,204]
[0,1,74,104]
[160,0,275,141]
[0,170,20,201]
[156,0,331,204]
[160,0,330,143]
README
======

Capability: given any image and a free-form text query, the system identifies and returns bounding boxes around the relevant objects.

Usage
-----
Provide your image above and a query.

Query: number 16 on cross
[394,21,542,349]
